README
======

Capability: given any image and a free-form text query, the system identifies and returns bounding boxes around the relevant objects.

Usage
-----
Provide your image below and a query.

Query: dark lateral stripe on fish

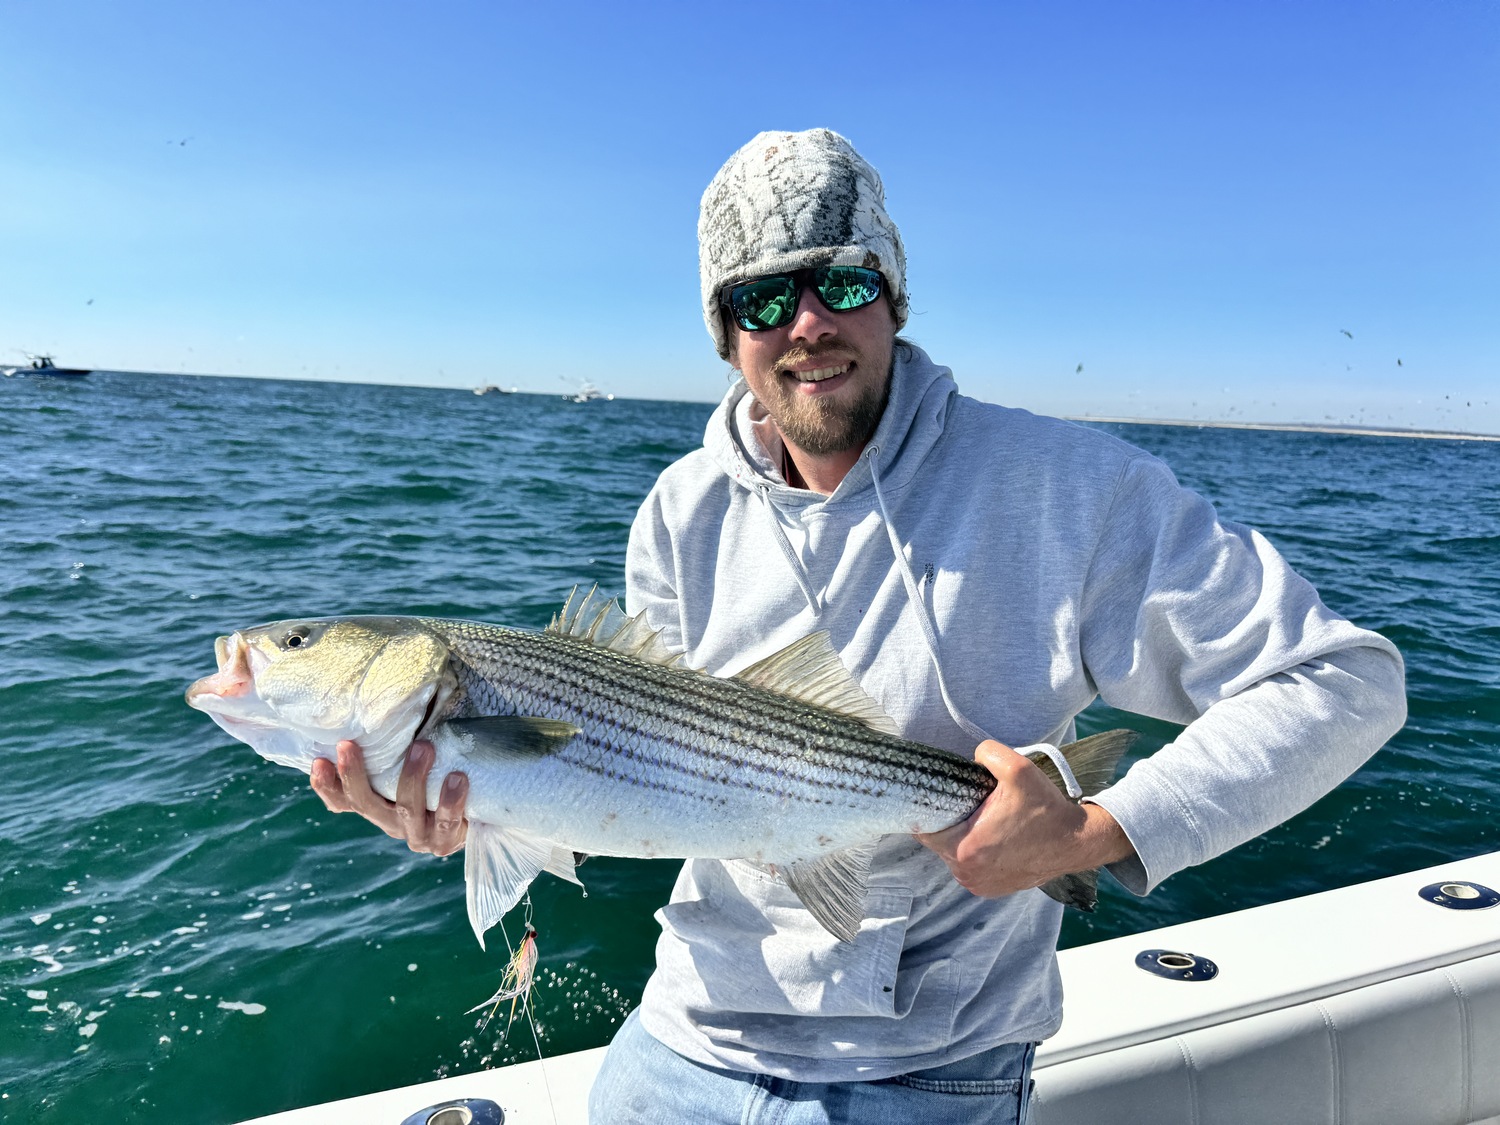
[562,733,925,806]
[468,631,991,792]
[562,746,856,806]
[438,630,990,804]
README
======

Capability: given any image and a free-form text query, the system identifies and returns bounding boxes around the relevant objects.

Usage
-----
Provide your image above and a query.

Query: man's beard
[762,344,892,456]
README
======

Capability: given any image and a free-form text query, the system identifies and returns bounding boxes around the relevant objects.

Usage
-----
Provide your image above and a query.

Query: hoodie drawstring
[755,484,824,615]
[863,445,1083,798]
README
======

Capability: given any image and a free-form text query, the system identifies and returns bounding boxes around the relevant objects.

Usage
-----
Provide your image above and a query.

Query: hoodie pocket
[657,859,914,1019]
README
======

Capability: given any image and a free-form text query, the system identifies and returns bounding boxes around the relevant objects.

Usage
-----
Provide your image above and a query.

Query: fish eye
[282,627,311,650]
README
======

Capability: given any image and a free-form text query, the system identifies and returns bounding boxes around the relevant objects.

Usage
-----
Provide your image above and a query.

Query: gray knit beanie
[698,128,908,360]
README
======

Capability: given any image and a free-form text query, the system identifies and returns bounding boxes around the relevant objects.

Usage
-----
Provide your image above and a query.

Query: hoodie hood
[704,341,959,506]
[696,342,996,747]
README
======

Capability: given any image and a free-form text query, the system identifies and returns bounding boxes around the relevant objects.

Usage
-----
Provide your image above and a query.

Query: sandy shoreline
[1069,416,1500,443]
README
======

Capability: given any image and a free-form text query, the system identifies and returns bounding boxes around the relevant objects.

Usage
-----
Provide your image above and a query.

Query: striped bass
[186,589,1132,945]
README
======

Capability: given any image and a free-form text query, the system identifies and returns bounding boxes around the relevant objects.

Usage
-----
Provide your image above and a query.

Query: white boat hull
[235,850,1500,1125]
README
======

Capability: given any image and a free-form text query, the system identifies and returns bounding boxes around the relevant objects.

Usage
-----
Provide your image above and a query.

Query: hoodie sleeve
[1077,453,1407,895]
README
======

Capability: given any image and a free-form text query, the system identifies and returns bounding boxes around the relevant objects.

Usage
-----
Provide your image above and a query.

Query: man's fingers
[309,757,354,813]
[914,818,966,859]
[336,740,403,837]
[317,739,466,857]
[336,739,371,788]
[974,739,1023,775]
[430,771,470,857]
[396,741,435,851]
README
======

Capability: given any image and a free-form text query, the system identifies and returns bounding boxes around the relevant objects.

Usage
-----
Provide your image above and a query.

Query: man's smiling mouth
[785,362,851,383]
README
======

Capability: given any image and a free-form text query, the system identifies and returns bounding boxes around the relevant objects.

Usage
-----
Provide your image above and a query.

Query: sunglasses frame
[722,266,884,332]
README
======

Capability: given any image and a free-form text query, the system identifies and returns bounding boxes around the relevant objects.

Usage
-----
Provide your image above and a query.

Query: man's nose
[788,281,838,345]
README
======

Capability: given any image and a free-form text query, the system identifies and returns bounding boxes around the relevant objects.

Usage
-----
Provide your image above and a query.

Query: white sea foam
[217,1000,267,1015]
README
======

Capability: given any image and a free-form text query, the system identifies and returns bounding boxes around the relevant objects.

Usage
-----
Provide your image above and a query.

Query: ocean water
[2,372,1496,1124]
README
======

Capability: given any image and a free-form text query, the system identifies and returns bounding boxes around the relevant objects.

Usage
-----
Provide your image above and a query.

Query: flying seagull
[1340,329,1353,339]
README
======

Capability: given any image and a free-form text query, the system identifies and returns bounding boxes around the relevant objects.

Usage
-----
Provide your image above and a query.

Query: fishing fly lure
[469,922,540,1035]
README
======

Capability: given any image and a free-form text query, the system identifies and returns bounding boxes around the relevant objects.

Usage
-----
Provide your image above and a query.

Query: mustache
[774,344,856,372]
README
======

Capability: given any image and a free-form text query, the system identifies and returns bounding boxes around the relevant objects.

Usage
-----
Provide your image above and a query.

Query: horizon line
[35,369,1500,442]
[1070,415,1500,443]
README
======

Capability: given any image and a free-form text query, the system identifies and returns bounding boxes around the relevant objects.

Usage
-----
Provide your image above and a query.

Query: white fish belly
[431,732,932,864]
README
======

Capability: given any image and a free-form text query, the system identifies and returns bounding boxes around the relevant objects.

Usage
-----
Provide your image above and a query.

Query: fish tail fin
[1029,729,1136,912]
[1031,729,1137,797]
[1039,868,1100,912]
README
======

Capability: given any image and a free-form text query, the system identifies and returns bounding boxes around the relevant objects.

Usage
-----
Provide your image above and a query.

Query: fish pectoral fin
[464,822,574,948]
[1030,729,1137,797]
[733,633,900,736]
[783,842,877,943]
[446,716,581,761]
[1039,868,1100,912]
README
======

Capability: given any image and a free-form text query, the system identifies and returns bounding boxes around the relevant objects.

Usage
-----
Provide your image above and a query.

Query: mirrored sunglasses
[725,266,884,332]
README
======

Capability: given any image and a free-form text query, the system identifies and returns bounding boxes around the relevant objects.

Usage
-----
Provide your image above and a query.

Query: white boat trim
[235,849,1500,1124]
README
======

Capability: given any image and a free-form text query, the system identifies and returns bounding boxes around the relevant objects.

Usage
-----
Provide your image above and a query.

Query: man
[315,129,1406,1124]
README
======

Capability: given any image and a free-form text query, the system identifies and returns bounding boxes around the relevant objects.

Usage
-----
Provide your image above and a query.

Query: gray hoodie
[623,343,1406,1082]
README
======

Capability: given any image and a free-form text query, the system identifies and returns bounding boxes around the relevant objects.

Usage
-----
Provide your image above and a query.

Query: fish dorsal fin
[783,842,877,943]
[547,585,609,637]
[733,633,900,736]
[546,585,686,668]
[447,716,581,761]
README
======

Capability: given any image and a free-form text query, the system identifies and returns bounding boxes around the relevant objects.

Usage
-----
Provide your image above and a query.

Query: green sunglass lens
[816,267,882,311]
[732,277,798,329]
[729,267,882,330]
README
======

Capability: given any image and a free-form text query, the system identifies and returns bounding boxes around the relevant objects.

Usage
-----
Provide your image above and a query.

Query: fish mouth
[185,632,255,710]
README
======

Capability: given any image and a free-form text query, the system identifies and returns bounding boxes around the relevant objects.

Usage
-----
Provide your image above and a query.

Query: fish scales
[512,626,982,796]
[438,623,990,816]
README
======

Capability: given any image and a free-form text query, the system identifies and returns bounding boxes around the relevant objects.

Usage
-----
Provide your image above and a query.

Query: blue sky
[3,1,1497,432]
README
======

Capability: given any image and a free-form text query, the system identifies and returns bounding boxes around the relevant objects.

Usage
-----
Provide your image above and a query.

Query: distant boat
[473,384,517,396]
[565,381,613,403]
[2,355,91,379]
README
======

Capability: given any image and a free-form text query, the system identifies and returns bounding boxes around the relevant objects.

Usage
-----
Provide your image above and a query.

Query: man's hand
[309,740,469,857]
[916,740,1133,898]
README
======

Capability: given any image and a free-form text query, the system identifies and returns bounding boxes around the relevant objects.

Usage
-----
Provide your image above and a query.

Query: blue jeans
[587,1010,1035,1125]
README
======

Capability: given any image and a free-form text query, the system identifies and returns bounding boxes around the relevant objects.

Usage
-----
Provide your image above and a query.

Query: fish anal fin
[733,633,899,736]
[783,842,876,943]
[545,844,584,886]
[463,822,559,949]
[446,716,580,761]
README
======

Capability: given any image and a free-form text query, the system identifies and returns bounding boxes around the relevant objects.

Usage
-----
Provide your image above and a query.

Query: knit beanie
[698,129,908,360]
